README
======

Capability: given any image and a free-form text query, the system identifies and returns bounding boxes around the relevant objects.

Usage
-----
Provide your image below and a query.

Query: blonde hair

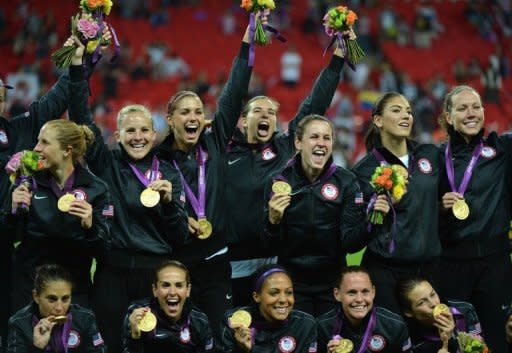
[44,120,94,163]
[117,104,153,129]
[438,85,482,132]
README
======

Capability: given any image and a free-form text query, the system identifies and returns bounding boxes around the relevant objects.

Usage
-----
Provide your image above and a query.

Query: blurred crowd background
[1,0,511,167]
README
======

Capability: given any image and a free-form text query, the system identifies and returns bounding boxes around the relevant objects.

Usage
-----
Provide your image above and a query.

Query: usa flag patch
[92,332,104,346]
[354,192,364,204]
[102,204,114,217]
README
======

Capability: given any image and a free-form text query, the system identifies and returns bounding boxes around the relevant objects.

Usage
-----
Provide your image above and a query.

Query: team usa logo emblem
[321,183,339,200]
[72,189,87,201]
[145,170,163,181]
[180,327,191,343]
[278,336,296,353]
[262,147,276,161]
[368,334,386,351]
[417,158,432,174]
[480,146,496,159]
[67,330,81,348]
[0,129,7,144]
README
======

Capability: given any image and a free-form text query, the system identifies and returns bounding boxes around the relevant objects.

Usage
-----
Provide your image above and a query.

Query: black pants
[91,263,155,353]
[187,255,232,347]
[231,276,254,307]
[362,252,439,314]
[437,252,512,353]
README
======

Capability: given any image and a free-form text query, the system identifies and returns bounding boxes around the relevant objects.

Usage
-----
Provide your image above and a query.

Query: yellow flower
[392,185,406,201]
[103,0,113,15]
[87,39,100,53]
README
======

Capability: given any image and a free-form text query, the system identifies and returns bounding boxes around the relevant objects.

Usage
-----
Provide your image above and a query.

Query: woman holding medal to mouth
[219,264,317,353]
[437,85,512,352]
[395,276,484,353]
[122,260,214,353]
[264,115,366,317]
[317,266,411,353]
[4,118,111,311]
[7,264,106,353]
[155,24,253,343]
[350,92,443,314]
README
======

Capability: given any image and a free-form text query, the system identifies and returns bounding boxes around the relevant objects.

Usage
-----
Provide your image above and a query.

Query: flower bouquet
[240,0,276,46]
[457,332,490,353]
[5,150,43,213]
[51,0,114,68]
[323,5,365,67]
[368,165,407,225]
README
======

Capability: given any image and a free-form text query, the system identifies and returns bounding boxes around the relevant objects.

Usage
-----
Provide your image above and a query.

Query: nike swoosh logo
[502,304,509,310]
[33,195,48,200]
[226,294,232,300]
[228,158,242,166]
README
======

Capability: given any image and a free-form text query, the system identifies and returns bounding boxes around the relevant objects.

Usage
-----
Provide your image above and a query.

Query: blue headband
[254,268,286,292]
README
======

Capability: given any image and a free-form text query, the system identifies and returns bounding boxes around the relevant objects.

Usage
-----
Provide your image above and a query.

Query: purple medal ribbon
[445,140,482,197]
[128,156,160,188]
[173,146,207,219]
[331,306,377,353]
[49,171,76,198]
[247,11,287,67]
[12,175,38,214]
[322,33,355,71]
[32,313,72,353]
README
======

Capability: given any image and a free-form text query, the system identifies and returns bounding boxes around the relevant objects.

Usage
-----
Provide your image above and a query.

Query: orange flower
[346,10,358,26]
[87,0,104,8]
[385,179,393,190]
[381,167,392,177]
[240,0,253,11]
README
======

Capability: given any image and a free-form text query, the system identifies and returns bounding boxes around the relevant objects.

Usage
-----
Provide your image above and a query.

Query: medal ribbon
[445,141,482,196]
[173,145,207,218]
[32,313,72,353]
[331,306,377,353]
[49,170,76,198]
[128,156,160,188]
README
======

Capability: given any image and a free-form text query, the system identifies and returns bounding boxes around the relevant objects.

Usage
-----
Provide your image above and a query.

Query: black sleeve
[286,54,344,147]
[10,73,70,146]
[83,123,112,175]
[68,64,93,125]
[159,170,189,248]
[338,173,366,253]
[83,312,108,353]
[218,317,246,353]
[84,183,112,257]
[210,42,252,152]
[7,320,45,353]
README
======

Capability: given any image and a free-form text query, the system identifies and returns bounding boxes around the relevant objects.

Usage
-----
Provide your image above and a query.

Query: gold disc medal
[229,310,252,328]
[452,199,469,220]
[272,181,292,195]
[138,311,157,332]
[51,315,68,325]
[140,188,160,208]
[334,339,354,353]
[433,303,449,318]
[197,218,212,239]
[57,194,75,212]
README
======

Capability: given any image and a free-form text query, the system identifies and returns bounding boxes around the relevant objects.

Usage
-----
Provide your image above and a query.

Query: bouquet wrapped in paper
[5,150,43,213]
[368,165,407,225]
[457,332,490,353]
[323,5,365,69]
[51,0,117,68]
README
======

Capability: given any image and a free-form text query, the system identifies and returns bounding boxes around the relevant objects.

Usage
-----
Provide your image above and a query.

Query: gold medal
[51,315,68,325]
[272,181,292,195]
[57,193,75,212]
[197,218,212,239]
[138,311,157,332]
[334,339,354,353]
[452,199,469,220]
[433,303,449,318]
[229,310,252,328]
[140,188,160,208]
